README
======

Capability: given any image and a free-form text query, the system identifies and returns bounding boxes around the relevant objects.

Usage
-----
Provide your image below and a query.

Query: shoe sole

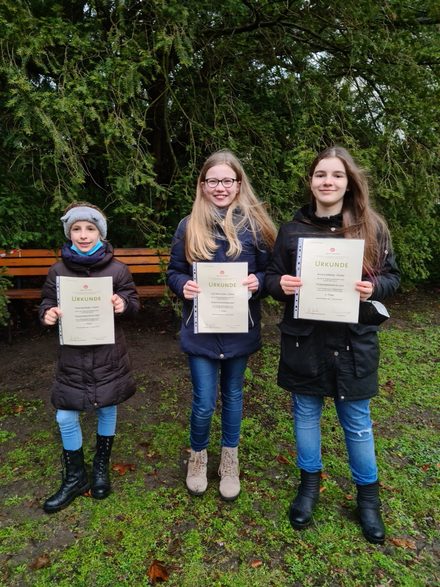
[289,519,312,530]
[363,532,385,545]
[186,484,207,497]
[91,489,111,500]
[219,491,240,502]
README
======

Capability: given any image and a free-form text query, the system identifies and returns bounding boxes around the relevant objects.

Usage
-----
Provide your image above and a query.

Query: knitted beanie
[60,206,107,239]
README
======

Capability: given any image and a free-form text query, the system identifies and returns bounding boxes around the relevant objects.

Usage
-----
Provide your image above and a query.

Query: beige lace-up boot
[218,446,240,501]
[186,449,208,495]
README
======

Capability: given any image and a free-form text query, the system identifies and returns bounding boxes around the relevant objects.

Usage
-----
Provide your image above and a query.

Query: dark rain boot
[43,448,89,513]
[289,470,321,529]
[91,434,114,499]
[356,482,386,544]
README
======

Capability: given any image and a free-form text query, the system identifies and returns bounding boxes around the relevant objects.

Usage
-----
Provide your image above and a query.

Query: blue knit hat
[60,206,107,239]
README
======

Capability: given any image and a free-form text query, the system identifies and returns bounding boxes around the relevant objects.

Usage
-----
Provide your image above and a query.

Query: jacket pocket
[278,322,323,377]
[348,324,379,377]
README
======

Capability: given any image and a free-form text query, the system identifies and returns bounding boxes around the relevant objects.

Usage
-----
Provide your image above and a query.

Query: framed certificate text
[294,237,364,323]
[57,276,115,345]
[193,262,248,333]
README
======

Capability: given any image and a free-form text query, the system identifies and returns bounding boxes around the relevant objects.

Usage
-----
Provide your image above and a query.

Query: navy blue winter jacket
[166,216,271,359]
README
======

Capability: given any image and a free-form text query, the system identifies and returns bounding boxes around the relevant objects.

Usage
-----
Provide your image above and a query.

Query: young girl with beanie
[40,202,139,513]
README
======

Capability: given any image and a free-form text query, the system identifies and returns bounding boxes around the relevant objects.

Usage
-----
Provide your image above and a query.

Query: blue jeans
[292,394,378,485]
[56,405,117,451]
[188,355,248,451]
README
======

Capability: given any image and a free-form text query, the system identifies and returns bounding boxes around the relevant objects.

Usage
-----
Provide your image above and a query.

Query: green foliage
[0,1,439,282]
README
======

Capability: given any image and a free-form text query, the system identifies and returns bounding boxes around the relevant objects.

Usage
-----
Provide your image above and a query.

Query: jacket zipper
[248,307,254,328]
[185,307,194,327]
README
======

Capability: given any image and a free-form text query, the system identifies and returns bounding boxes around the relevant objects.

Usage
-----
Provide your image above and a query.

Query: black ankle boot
[289,470,321,529]
[356,482,385,544]
[43,448,89,513]
[91,434,114,499]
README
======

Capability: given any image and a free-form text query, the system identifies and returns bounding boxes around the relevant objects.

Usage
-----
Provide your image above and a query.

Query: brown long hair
[309,146,390,277]
[185,150,276,262]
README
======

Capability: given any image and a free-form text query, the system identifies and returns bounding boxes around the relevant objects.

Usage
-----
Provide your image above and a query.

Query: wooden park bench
[0,248,171,342]
[0,247,170,301]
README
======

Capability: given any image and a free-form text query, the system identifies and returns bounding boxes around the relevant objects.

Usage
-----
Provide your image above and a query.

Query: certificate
[57,276,115,345]
[193,262,248,333]
[294,238,364,323]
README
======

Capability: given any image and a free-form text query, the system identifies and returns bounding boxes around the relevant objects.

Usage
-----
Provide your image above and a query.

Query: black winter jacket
[39,243,140,411]
[166,216,270,359]
[265,205,400,400]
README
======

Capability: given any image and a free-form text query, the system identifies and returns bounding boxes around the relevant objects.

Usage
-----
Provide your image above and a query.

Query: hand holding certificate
[57,276,115,345]
[193,262,249,333]
[294,238,364,323]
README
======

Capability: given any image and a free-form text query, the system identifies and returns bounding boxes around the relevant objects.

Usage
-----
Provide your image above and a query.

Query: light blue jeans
[188,355,248,451]
[56,405,117,451]
[292,394,378,485]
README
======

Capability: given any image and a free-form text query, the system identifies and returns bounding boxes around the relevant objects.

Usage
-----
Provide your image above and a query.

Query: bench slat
[1,258,60,268]
[3,267,55,276]
[135,285,166,297]
[6,285,166,300]
[3,265,165,276]
[114,248,168,256]
[1,248,167,257]
[0,249,59,258]
[5,289,43,300]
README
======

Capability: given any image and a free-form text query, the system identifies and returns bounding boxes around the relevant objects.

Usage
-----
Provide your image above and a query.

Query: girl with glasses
[167,149,276,500]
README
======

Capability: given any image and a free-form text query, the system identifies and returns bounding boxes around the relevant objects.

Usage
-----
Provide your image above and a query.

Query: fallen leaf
[13,405,25,413]
[112,463,136,475]
[275,454,289,464]
[319,486,327,493]
[103,550,114,557]
[29,554,50,570]
[320,472,330,480]
[345,493,354,501]
[420,464,431,472]
[378,481,395,492]
[147,560,169,583]
[250,559,263,568]
[382,379,395,393]
[389,537,417,550]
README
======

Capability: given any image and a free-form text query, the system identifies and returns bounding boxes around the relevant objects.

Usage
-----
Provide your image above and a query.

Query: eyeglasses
[204,177,238,189]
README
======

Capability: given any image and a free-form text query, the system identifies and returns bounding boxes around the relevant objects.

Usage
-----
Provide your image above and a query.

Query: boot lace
[189,451,206,476]
[219,450,237,478]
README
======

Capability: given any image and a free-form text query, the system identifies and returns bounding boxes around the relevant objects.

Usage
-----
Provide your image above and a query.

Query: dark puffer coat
[39,243,140,411]
[166,216,271,359]
[265,205,400,401]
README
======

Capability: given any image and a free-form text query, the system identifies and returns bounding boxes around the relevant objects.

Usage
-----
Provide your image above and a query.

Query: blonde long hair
[185,150,277,262]
[309,146,391,278]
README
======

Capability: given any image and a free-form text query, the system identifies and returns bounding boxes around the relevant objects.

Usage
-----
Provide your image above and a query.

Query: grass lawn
[0,292,439,586]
